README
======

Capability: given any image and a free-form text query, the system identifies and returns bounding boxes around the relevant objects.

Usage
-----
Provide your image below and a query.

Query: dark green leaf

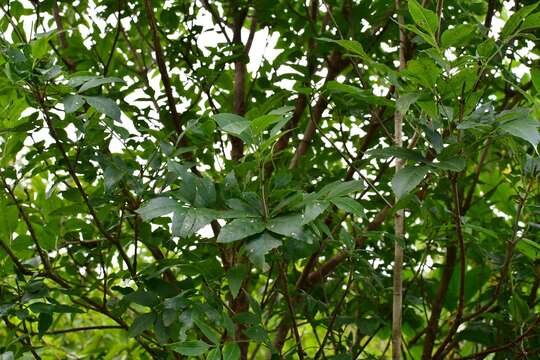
[38,313,53,337]
[222,343,241,360]
[84,96,121,121]
[391,166,429,199]
[63,94,85,113]
[217,218,265,243]
[128,313,155,337]
[266,214,303,237]
[137,198,178,221]
[194,319,221,345]
[227,264,248,299]
[167,341,210,356]
[441,24,476,48]
[330,197,364,217]
[430,158,466,172]
[245,232,282,270]
[408,0,439,35]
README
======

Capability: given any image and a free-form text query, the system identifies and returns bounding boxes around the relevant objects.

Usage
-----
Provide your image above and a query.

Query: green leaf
[172,208,216,238]
[30,36,49,59]
[128,313,155,338]
[508,293,529,323]
[408,0,439,35]
[194,319,221,345]
[326,81,394,106]
[103,162,125,191]
[331,197,364,217]
[317,38,370,61]
[251,114,283,135]
[244,325,269,343]
[405,58,441,88]
[78,76,125,93]
[368,147,425,162]
[266,215,303,237]
[324,180,364,198]
[63,94,85,113]
[391,166,429,199]
[501,3,539,38]
[521,12,540,31]
[137,197,178,221]
[227,264,248,299]
[245,232,282,270]
[402,24,437,47]
[222,343,241,360]
[517,238,540,260]
[441,24,476,48]
[396,93,419,114]
[217,218,266,243]
[477,38,497,58]
[206,348,221,360]
[430,157,466,172]
[38,313,53,337]
[499,113,540,148]
[167,340,210,356]
[84,96,121,121]
[531,68,540,93]
[213,113,252,142]
[124,290,159,307]
[304,200,329,224]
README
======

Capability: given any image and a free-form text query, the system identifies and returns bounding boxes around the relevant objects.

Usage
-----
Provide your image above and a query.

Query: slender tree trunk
[392,1,407,358]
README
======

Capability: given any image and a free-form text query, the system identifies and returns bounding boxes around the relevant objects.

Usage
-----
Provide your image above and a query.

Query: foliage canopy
[1,0,540,359]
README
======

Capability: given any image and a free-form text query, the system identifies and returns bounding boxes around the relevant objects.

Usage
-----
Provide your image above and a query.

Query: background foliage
[1,0,540,359]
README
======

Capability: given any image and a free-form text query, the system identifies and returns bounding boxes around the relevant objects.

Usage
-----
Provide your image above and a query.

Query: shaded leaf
[441,24,476,48]
[408,0,439,35]
[128,313,155,338]
[217,218,265,243]
[137,197,178,221]
[227,264,248,299]
[222,343,241,360]
[84,96,121,121]
[430,158,466,172]
[63,94,85,113]
[167,341,210,356]
[391,166,429,199]
[245,232,282,270]
[331,197,364,217]
[266,214,303,237]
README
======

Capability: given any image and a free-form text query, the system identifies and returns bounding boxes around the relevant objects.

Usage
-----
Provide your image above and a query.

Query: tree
[0,0,540,358]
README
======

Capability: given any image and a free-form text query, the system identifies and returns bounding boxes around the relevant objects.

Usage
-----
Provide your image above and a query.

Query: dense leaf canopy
[1,0,540,359]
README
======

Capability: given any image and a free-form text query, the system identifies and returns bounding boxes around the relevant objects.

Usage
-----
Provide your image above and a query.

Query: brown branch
[44,325,124,335]
[435,0,444,44]
[280,263,305,359]
[462,138,491,212]
[201,0,232,44]
[461,178,534,324]
[1,177,51,274]
[230,7,249,161]
[457,315,540,360]
[0,238,33,275]
[244,18,257,55]
[314,268,354,360]
[142,0,182,134]
[432,175,466,359]
[484,0,497,30]
[39,99,135,277]
[288,50,347,169]
[392,1,407,356]
[51,1,75,71]
[103,11,122,76]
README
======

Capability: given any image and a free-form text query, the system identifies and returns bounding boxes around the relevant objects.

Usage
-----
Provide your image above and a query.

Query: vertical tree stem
[392,0,407,358]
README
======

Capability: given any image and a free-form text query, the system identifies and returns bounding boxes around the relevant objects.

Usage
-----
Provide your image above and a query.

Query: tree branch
[142,0,182,134]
